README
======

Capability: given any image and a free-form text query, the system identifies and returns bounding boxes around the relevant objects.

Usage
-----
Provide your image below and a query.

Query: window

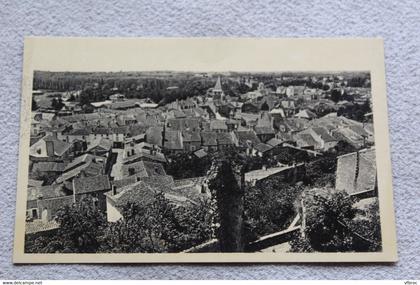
[32,208,38,219]
[128,168,135,176]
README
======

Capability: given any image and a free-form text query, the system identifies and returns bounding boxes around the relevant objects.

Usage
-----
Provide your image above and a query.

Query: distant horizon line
[33,70,371,75]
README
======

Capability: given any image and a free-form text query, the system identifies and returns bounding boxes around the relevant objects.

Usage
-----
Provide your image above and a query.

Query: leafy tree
[101,193,177,253]
[333,140,357,156]
[81,103,95,113]
[237,83,252,94]
[55,197,107,253]
[166,152,212,179]
[51,98,64,110]
[290,191,356,252]
[243,180,303,242]
[272,147,309,165]
[25,197,107,253]
[290,191,381,252]
[303,154,337,187]
[337,99,372,122]
[349,198,382,252]
[330,89,342,103]
[68,94,76,101]
[100,193,213,253]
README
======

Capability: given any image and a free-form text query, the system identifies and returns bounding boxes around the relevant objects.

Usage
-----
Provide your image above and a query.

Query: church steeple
[211,76,224,100]
[214,76,223,92]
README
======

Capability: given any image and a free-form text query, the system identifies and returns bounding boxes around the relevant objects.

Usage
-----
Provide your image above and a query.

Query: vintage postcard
[13,37,397,263]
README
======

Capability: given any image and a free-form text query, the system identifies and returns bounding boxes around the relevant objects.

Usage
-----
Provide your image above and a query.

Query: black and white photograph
[13,38,397,263]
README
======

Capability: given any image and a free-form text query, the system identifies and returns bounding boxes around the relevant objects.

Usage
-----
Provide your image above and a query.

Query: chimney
[112,185,117,195]
[46,140,54,157]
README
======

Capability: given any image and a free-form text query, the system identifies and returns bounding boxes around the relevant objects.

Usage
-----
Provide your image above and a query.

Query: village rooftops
[123,146,167,164]
[193,148,208,158]
[139,102,158,109]
[87,138,113,153]
[269,107,286,117]
[29,134,72,158]
[27,184,68,201]
[61,113,103,123]
[121,160,166,178]
[182,131,201,142]
[245,164,303,183]
[109,93,126,101]
[109,100,139,110]
[280,100,296,109]
[254,126,275,135]
[335,148,377,196]
[311,127,336,142]
[278,118,309,133]
[166,109,186,119]
[274,132,294,143]
[332,127,365,147]
[64,154,104,172]
[56,154,106,183]
[32,161,67,173]
[163,130,184,150]
[295,133,318,148]
[145,126,163,147]
[112,174,175,190]
[25,220,60,235]
[294,109,317,120]
[73,175,111,195]
[167,117,201,132]
[105,180,202,208]
[210,120,228,131]
[238,113,260,123]
[233,130,261,147]
[28,179,44,188]
[200,131,217,146]
[91,100,112,108]
[258,95,279,110]
[266,138,283,147]
[253,143,273,153]
[216,132,235,145]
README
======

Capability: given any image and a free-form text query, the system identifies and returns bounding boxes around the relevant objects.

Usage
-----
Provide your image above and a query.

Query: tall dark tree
[208,159,245,252]
[330,89,342,103]
[31,98,38,111]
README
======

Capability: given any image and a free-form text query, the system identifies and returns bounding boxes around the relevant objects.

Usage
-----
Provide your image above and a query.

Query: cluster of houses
[26,75,377,241]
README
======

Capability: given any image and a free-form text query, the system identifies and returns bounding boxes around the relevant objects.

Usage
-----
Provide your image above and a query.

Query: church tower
[211,76,225,100]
